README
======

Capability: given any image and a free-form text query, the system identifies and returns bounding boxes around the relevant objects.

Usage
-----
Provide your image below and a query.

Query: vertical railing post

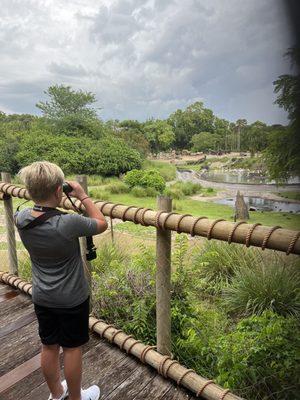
[1,172,18,275]
[156,195,172,356]
[76,175,92,289]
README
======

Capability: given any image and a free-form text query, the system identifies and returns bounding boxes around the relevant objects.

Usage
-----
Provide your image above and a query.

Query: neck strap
[33,205,57,212]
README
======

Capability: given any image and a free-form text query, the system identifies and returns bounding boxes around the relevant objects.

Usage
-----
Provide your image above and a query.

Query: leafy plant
[215,311,300,400]
[224,257,300,318]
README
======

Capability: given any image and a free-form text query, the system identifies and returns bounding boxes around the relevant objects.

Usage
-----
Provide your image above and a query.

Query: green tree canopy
[143,119,174,153]
[36,85,98,120]
[190,131,219,152]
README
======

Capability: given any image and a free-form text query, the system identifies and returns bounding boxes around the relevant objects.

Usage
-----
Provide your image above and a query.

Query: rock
[235,190,249,220]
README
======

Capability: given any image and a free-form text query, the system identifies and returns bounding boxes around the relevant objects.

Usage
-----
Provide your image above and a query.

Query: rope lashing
[207,219,225,240]
[140,345,157,363]
[120,205,135,221]
[286,231,300,255]
[196,380,214,397]
[100,324,115,338]
[120,335,134,351]
[261,226,281,250]
[245,223,261,247]
[190,216,208,237]
[175,214,192,233]
[90,320,105,332]
[161,212,179,230]
[158,355,172,375]
[126,339,142,354]
[227,221,247,244]
[155,210,165,228]
[109,203,124,218]
[176,369,196,386]
[109,329,123,343]
[164,360,180,378]
[99,201,114,213]
[138,208,153,226]
[133,207,144,224]
[220,389,231,400]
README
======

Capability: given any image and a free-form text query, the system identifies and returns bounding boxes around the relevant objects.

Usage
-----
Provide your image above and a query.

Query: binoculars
[62,182,73,194]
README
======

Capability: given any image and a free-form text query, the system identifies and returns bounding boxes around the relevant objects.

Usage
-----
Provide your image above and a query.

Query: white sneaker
[48,379,68,400]
[81,385,101,400]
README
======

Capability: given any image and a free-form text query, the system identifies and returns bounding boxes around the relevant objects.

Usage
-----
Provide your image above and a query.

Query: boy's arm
[67,180,108,234]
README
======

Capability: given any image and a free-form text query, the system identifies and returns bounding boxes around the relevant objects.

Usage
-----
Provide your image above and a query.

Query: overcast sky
[0,0,294,124]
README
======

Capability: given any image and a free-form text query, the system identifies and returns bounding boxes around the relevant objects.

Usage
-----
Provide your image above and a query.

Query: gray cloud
[0,0,293,124]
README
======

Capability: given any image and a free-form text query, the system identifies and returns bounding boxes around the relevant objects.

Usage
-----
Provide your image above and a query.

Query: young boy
[14,161,108,400]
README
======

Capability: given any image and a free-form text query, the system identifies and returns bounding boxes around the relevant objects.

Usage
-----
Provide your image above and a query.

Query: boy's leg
[63,346,82,400]
[41,344,64,398]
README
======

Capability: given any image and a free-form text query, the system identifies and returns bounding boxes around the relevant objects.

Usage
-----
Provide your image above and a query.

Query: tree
[168,101,215,149]
[143,119,174,153]
[264,48,300,181]
[36,85,98,120]
[190,132,219,152]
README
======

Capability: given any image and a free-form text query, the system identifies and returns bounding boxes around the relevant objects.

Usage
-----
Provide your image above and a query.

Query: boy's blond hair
[18,161,65,202]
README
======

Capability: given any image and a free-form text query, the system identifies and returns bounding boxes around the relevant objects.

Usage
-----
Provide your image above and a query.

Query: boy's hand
[65,181,87,200]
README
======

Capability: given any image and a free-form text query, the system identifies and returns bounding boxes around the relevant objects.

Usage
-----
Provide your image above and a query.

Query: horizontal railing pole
[1,182,299,255]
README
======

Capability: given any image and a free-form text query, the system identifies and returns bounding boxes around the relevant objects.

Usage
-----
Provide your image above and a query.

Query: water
[215,197,300,213]
[200,170,300,185]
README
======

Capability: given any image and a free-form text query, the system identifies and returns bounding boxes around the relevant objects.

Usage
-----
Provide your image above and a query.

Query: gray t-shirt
[14,207,99,308]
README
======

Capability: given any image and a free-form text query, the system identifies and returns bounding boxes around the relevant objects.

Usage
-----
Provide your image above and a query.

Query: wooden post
[156,195,172,356]
[1,172,18,275]
[76,175,92,289]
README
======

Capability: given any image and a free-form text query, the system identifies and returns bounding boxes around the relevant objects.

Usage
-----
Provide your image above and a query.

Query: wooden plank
[162,386,193,399]
[0,290,19,302]
[0,353,41,393]
[0,285,13,295]
[1,333,102,400]
[104,363,156,400]
[132,374,174,400]
[0,302,34,328]
[0,310,36,338]
[0,320,41,375]
[0,293,31,324]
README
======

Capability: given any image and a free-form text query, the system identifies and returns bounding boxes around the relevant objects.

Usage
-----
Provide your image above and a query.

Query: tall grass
[224,256,300,318]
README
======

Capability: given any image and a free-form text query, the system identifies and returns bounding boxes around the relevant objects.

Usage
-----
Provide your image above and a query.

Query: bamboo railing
[0,182,299,255]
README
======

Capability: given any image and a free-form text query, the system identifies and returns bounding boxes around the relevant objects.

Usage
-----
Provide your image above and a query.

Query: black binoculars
[62,182,73,194]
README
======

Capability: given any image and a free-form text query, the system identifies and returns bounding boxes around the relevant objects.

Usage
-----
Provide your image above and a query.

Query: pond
[214,197,300,213]
[200,170,300,185]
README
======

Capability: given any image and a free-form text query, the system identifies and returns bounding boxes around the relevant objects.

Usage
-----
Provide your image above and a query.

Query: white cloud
[0,0,293,123]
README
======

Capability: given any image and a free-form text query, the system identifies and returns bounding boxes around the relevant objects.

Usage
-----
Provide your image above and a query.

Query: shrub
[224,257,300,318]
[106,181,130,194]
[172,181,202,196]
[124,169,165,192]
[142,160,177,181]
[131,186,148,197]
[214,311,300,400]
[86,137,142,176]
[163,187,185,199]
[191,241,258,295]
[89,188,110,200]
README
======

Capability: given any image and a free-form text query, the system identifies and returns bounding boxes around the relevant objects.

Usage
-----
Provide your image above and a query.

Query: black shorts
[34,297,90,348]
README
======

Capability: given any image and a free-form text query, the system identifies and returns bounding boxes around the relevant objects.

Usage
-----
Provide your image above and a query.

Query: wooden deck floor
[0,282,197,400]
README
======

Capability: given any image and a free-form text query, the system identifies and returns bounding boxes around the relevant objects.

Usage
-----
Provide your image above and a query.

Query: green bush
[105,181,130,194]
[142,160,176,181]
[85,137,142,176]
[163,187,185,199]
[172,181,202,196]
[214,311,300,400]
[89,188,110,200]
[131,186,148,197]
[224,258,300,318]
[191,241,259,295]
[124,169,165,192]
